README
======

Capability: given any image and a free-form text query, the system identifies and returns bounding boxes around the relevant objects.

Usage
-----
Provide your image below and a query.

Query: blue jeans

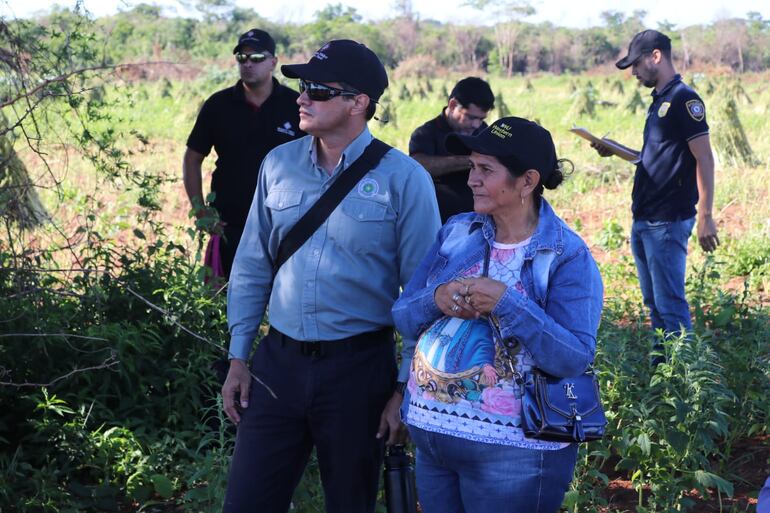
[407,426,578,513]
[630,217,695,336]
[758,476,770,513]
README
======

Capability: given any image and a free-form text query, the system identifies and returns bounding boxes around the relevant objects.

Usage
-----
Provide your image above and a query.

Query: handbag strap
[273,138,391,275]
[486,241,597,375]
[484,243,525,378]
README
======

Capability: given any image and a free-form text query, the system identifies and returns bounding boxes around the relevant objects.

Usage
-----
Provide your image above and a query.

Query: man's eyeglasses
[299,79,359,102]
[235,53,268,64]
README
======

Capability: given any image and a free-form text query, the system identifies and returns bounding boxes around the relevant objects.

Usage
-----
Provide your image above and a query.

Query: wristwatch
[395,381,407,396]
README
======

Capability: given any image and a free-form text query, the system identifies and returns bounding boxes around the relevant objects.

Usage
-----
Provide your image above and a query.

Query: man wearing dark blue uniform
[593,30,719,354]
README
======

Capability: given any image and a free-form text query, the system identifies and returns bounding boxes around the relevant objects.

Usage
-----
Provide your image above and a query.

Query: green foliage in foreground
[1,243,768,512]
[568,261,770,512]
[0,239,235,512]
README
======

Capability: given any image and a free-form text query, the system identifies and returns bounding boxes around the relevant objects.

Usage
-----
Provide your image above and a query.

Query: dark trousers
[222,328,397,513]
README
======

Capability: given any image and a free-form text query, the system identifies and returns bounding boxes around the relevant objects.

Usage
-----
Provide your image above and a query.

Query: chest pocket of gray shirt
[332,197,389,253]
[265,190,303,228]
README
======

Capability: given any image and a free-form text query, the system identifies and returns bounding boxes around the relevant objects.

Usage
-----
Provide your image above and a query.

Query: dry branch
[0,354,119,388]
[0,61,175,110]
[123,284,277,400]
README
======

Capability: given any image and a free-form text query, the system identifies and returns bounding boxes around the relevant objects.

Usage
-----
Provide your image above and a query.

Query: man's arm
[411,153,471,178]
[222,156,276,424]
[688,134,719,252]
[182,147,206,216]
[377,161,442,445]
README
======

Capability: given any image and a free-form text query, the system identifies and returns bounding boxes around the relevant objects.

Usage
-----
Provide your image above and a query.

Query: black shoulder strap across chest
[273,138,392,275]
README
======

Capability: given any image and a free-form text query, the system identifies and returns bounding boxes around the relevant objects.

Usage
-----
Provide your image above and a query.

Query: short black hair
[449,77,494,112]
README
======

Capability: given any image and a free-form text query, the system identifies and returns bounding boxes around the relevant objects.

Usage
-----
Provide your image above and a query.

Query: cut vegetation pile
[711,85,759,167]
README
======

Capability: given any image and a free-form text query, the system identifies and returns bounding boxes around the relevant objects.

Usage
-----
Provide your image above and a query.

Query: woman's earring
[521,195,525,206]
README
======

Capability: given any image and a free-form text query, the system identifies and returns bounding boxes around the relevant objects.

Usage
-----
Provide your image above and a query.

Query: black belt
[268,326,394,358]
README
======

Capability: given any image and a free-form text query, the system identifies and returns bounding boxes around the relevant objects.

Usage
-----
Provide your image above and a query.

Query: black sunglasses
[235,52,268,64]
[299,79,359,102]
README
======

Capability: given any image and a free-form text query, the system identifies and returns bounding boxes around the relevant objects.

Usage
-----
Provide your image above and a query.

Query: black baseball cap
[616,30,671,69]
[281,39,389,102]
[445,117,557,182]
[233,28,276,55]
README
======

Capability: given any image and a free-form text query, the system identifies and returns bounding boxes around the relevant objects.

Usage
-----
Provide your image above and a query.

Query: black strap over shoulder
[273,138,392,275]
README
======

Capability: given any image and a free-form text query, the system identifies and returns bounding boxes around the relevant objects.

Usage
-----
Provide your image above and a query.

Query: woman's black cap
[445,116,557,182]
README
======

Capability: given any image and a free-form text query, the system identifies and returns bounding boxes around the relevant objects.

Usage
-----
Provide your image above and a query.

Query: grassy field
[18,67,770,297]
[6,68,770,512]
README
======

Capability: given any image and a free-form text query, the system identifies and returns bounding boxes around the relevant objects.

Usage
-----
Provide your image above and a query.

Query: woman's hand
[435,281,480,319]
[460,277,507,316]
[480,364,499,386]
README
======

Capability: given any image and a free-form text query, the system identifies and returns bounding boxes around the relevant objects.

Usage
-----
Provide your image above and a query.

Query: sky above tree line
[2,0,768,29]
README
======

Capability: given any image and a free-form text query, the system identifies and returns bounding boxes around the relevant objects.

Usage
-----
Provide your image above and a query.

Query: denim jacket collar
[468,198,565,259]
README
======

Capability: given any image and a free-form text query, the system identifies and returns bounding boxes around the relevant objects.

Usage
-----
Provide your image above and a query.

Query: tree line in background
[6,0,770,76]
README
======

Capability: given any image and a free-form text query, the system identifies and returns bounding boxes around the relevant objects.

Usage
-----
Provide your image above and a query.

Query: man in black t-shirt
[409,77,494,223]
[184,28,303,277]
[593,30,719,356]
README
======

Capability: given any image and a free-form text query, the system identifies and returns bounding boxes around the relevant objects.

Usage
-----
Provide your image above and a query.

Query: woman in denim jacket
[392,117,603,513]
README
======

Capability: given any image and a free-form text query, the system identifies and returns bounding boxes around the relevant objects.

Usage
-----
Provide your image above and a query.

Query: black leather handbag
[520,368,607,442]
[481,245,607,443]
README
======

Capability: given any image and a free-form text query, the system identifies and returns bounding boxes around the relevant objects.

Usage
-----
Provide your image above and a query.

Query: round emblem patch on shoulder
[358,178,379,197]
[686,99,706,121]
[658,101,671,117]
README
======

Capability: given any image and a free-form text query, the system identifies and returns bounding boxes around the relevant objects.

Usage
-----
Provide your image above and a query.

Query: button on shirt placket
[640,101,656,161]
[300,157,343,340]
[642,78,677,163]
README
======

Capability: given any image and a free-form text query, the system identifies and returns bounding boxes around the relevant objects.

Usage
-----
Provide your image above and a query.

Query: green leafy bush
[597,218,626,250]
[0,239,231,512]
[568,258,770,512]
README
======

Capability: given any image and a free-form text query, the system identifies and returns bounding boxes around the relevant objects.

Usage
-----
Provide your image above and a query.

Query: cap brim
[445,133,508,157]
[616,48,646,70]
[615,55,633,69]
[281,63,339,83]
